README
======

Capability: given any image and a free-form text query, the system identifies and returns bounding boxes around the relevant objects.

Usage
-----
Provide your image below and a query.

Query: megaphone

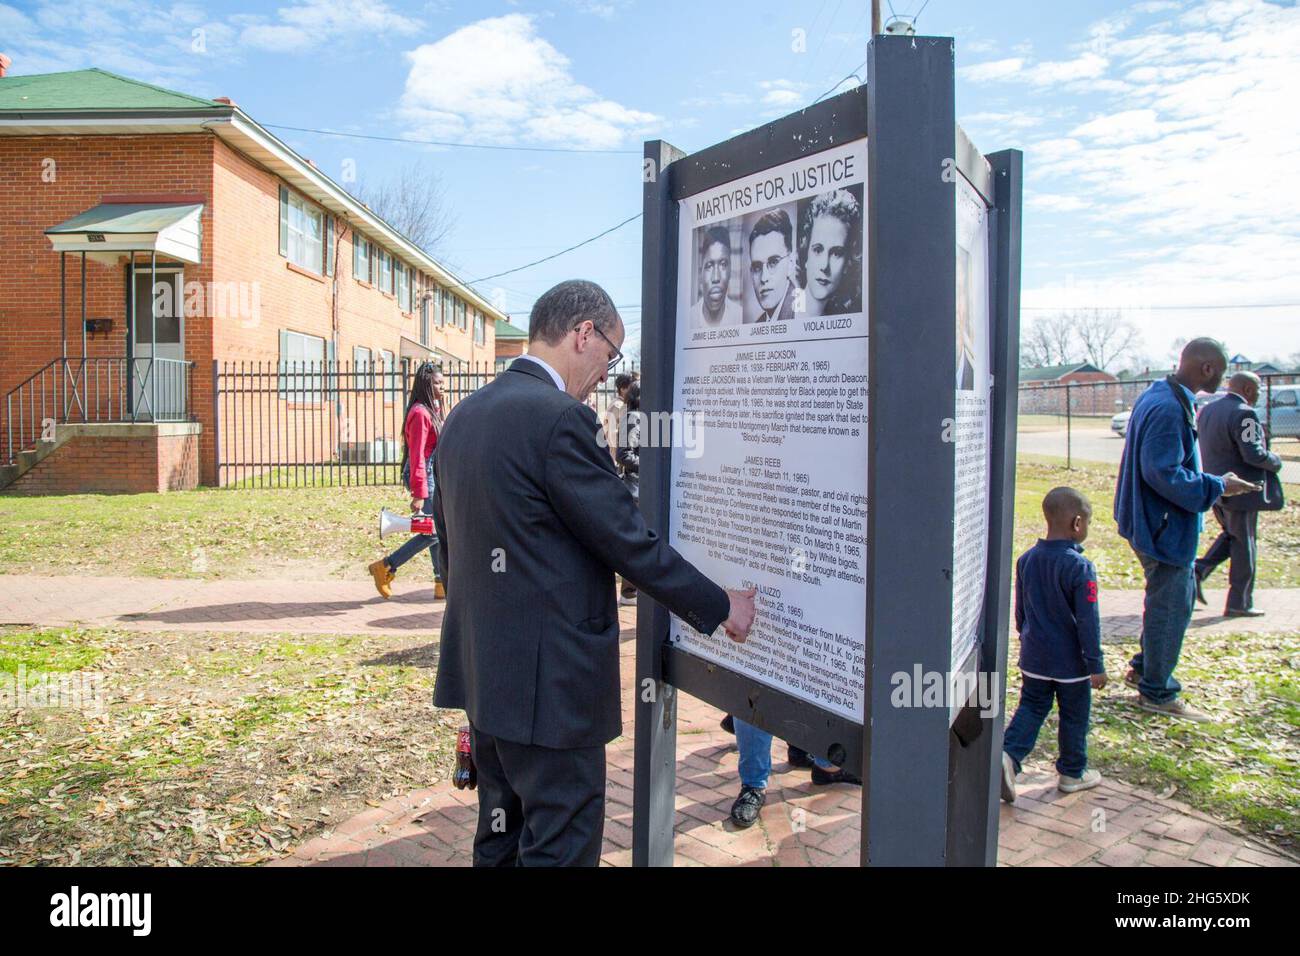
[379,507,435,540]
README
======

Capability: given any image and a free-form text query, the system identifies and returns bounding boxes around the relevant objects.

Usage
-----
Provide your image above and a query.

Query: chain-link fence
[1017,373,1300,476]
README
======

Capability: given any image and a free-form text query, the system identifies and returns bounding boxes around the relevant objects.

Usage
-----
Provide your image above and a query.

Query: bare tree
[1021,314,1079,367]
[350,160,456,258]
[1071,308,1141,372]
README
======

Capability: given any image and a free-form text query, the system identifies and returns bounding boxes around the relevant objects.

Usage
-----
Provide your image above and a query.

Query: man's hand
[722,587,758,643]
[1090,672,1108,691]
[1219,471,1263,497]
[410,497,425,514]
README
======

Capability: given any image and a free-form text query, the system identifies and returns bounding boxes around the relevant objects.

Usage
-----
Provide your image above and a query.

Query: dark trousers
[469,725,606,867]
[1002,676,1092,778]
[1194,504,1258,612]
[1129,545,1193,705]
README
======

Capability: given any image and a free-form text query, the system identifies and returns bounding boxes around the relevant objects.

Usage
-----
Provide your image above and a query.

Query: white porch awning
[45,202,203,265]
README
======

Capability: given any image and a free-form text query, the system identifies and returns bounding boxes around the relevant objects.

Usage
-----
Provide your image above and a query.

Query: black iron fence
[215,358,639,487]
[1017,373,1300,471]
[3,356,193,466]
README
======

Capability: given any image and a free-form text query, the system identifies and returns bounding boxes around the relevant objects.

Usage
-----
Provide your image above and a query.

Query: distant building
[494,318,529,370]
[1019,362,1119,416]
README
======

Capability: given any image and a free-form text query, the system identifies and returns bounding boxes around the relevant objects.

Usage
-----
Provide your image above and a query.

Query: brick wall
[0,133,215,406]
[1,129,499,491]
[5,424,201,495]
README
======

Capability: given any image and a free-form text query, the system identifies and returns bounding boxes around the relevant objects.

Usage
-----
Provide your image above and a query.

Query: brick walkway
[2,575,1296,867]
[3,574,1299,638]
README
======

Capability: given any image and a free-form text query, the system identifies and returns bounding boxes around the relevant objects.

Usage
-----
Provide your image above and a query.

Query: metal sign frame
[633,35,1022,867]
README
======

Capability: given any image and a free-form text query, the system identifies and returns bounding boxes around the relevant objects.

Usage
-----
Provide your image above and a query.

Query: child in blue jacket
[1001,487,1108,802]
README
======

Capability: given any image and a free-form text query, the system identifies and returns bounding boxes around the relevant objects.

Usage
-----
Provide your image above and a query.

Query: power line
[812,59,867,105]
[1023,303,1300,311]
[462,213,643,286]
[264,123,641,155]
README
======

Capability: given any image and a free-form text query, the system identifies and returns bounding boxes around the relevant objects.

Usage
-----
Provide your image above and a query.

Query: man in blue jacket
[1114,338,1257,722]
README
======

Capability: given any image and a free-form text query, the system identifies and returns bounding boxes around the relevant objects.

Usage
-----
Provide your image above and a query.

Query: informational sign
[950,177,992,675]
[666,139,869,723]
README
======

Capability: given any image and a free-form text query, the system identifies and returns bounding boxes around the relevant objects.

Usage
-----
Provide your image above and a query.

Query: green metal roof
[1019,362,1103,382]
[46,202,202,234]
[495,319,528,340]
[0,68,222,112]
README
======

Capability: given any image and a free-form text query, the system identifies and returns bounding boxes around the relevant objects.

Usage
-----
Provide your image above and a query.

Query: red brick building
[1019,362,1120,416]
[0,66,504,493]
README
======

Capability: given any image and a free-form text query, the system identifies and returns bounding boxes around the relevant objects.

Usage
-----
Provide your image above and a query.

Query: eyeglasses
[576,322,623,372]
[750,253,790,279]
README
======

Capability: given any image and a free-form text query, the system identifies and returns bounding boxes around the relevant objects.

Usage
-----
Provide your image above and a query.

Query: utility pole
[872,0,881,35]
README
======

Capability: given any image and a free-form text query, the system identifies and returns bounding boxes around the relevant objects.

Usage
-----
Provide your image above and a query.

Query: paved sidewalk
[2,575,1295,867]
[268,608,1295,868]
[4,574,1299,638]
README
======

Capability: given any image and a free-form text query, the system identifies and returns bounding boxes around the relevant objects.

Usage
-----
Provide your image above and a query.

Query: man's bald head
[1227,370,1261,405]
[1177,337,1228,394]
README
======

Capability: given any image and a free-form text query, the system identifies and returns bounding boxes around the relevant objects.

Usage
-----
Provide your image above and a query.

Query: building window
[379,349,398,403]
[353,345,372,389]
[420,292,431,345]
[397,263,411,313]
[279,187,323,275]
[474,309,485,346]
[378,250,393,294]
[354,234,371,283]
[436,288,446,327]
[278,329,326,399]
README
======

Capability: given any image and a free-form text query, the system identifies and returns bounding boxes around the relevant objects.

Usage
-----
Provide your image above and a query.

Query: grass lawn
[0,625,460,865]
[3,456,1296,589]
[1015,457,1300,589]
[1007,628,1299,853]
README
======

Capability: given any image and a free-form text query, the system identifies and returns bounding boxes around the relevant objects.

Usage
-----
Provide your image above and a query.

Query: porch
[1,200,202,490]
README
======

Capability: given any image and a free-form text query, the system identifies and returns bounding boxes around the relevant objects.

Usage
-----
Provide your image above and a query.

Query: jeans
[384,495,443,583]
[1194,505,1258,612]
[734,717,833,789]
[1129,544,1193,704]
[1002,676,1091,778]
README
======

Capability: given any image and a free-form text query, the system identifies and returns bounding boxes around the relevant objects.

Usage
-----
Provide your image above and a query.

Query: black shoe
[787,745,814,769]
[811,765,862,786]
[1193,571,1207,606]
[720,714,735,735]
[1225,607,1265,618]
[729,786,766,828]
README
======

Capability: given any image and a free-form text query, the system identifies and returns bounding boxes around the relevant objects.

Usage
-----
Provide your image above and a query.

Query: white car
[1111,409,1131,437]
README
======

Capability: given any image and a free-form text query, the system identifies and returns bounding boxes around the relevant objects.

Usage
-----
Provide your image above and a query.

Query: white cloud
[959,57,1025,82]
[397,14,659,150]
[239,0,420,52]
[1006,0,1300,355]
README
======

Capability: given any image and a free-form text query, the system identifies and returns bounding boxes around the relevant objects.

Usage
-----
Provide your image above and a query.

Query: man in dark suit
[432,279,757,866]
[1194,372,1283,617]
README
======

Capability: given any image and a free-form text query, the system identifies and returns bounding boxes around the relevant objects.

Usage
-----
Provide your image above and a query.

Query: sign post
[633,34,1022,867]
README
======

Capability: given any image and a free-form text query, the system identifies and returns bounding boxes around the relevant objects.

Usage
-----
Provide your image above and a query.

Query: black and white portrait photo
[795,184,863,317]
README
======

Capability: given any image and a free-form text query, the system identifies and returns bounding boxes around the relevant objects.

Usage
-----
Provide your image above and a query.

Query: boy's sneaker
[1057,769,1102,793]
[729,786,766,828]
[1136,694,1211,723]
[1000,752,1017,804]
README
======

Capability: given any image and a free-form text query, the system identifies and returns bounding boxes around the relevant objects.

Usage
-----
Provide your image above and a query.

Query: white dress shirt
[517,353,565,391]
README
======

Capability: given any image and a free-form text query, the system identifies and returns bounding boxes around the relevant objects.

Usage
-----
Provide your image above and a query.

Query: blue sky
[4,0,1298,365]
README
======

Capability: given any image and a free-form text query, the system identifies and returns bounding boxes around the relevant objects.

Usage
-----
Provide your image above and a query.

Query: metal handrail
[4,357,194,466]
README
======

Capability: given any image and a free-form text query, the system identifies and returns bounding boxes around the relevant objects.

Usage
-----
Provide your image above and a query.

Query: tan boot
[434,580,446,600]
[368,560,395,599]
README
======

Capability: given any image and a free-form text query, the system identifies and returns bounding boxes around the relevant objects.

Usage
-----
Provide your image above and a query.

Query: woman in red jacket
[368,362,446,599]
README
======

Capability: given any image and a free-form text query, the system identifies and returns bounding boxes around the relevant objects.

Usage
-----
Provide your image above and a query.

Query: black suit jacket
[431,359,730,749]
[1197,393,1284,512]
